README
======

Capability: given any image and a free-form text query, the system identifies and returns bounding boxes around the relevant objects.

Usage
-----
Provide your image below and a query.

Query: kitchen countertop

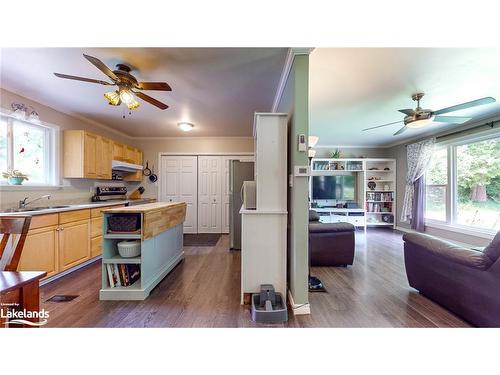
[103,201,185,214]
[0,198,156,216]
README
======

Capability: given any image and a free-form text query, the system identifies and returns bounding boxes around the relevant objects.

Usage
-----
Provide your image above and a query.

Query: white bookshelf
[310,158,396,229]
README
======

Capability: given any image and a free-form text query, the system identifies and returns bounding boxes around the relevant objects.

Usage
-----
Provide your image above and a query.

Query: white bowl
[117,240,141,258]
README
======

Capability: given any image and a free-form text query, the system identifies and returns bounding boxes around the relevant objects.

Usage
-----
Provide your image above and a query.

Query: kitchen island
[99,202,186,300]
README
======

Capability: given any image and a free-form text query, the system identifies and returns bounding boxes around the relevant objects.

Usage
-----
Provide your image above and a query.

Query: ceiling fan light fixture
[178,122,194,132]
[127,100,140,110]
[119,88,134,105]
[104,91,121,106]
[406,118,433,129]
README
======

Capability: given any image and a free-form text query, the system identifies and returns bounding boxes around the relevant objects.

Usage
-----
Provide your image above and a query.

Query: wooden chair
[0,216,32,271]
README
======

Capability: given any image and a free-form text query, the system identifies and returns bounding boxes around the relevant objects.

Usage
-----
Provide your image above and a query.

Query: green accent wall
[277,54,310,306]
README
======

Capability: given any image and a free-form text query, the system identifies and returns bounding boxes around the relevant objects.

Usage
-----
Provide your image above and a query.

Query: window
[425,147,448,222]
[424,133,500,234]
[0,114,56,185]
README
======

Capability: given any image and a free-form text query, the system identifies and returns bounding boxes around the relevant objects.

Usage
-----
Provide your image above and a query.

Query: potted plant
[330,149,342,158]
[2,169,29,185]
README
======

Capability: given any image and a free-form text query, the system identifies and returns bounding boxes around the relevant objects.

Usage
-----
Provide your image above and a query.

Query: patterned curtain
[401,138,435,226]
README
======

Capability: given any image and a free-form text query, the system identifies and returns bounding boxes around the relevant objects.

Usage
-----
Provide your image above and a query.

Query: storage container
[117,240,141,258]
[107,214,141,233]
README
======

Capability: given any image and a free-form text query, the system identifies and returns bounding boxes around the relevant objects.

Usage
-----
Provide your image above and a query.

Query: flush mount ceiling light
[11,103,41,124]
[178,122,194,132]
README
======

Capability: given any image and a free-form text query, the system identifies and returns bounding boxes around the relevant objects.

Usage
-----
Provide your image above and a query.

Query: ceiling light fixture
[104,91,121,106]
[178,122,194,132]
[119,88,134,105]
[406,118,433,129]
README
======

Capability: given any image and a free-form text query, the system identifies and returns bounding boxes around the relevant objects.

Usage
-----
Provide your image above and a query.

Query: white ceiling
[0,48,287,137]
[310,48,500,147]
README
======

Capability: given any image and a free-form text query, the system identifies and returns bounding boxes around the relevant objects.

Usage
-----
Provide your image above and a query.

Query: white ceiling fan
[363,93,496,136]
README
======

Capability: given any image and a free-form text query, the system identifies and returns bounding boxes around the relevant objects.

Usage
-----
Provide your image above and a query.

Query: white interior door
[198,156,222,233]
[159,155,198,233]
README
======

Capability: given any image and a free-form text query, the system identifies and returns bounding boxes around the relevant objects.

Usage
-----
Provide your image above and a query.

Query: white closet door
[198,156,222,233]
[159,155,198,233]
[221,157,232,234]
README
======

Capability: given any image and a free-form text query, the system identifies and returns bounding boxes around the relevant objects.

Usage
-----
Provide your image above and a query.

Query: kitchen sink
[2,205,71,213]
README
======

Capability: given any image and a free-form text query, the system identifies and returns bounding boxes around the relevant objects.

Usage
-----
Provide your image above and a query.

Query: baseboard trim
[40,256,101,286]
[288,290,311,315]
[395,225,414,234]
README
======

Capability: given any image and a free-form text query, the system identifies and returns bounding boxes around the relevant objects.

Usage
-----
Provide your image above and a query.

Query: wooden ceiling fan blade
[433,116,471,124]
[134,91,168,110]
[83,54,118,81]
[136,82,172,91]
[54,73,114,85]
[433,97,496,115]
[393,126,408,136]
[398,109,415,116]
[362,120,403,131]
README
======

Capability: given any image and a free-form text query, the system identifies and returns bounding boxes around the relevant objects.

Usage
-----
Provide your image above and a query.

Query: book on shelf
[366,191,394,202]
[106,263,141,287]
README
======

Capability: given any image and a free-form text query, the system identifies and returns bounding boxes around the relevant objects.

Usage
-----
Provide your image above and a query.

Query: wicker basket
[108,214,141,233]
[117,240,141,258]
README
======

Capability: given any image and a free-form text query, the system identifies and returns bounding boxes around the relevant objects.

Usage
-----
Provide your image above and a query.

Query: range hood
[112,160,143,172]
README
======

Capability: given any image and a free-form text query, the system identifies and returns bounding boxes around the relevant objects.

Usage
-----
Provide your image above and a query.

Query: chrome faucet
[19,194,51,209]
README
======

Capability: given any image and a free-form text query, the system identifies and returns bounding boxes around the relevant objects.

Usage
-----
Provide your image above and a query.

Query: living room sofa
[403,231,500,327]
[309,210,355,266]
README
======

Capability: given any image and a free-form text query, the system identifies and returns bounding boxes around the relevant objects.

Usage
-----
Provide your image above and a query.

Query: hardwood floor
[40,229,470,327]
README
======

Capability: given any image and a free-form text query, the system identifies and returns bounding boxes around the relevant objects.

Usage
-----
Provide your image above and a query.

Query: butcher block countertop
[103,201,184,214]
[104,202,186,240]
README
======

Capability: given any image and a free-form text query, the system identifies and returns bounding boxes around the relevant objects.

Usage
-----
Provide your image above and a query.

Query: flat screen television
[312,175,355,201]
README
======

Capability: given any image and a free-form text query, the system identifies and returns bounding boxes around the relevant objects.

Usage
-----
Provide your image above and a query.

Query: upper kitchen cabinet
[63,130,142,181]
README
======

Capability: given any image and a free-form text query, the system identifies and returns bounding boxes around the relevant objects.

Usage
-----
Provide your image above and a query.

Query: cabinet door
[17,225,59,278]
[90,216,103,238]
[123,148,143,182]
[91,236,102,258]
[198,156,222,233]
[112,141,125,161]
[84,133,98,178]
[99,137,112,179]
[125,145,136,163]
[59,219,90,271]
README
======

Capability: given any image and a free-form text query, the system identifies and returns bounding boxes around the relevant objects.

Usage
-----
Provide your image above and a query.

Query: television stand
[312,207,366,229]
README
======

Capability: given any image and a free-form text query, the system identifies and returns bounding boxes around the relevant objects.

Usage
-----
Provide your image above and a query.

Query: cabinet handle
[60,227,64,231]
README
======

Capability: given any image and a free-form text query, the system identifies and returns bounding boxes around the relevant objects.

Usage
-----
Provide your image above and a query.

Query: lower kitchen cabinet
[58,218,91,271]
[17,225,59,278]
[91,236,103,258]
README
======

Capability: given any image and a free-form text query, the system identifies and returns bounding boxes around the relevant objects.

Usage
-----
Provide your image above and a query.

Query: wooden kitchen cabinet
[64,130,142,181]
[91,236,103,258]
[59,218,90,271]
[97,137,112,179]
[64,130,111,180]
[17,225,59,278]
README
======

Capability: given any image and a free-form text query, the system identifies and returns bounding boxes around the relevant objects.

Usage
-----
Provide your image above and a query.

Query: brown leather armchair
[403,231,500,327]
[309,210,355,266]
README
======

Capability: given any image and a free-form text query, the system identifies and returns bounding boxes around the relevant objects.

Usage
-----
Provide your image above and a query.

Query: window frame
[424,130,500,238]
[0,112,60,187]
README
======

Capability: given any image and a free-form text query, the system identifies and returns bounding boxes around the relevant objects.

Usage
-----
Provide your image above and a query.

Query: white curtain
[401,138,435,223]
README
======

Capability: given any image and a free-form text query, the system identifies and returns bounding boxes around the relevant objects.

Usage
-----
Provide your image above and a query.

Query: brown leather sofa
[309,210,355,266]
[403,231,500,327]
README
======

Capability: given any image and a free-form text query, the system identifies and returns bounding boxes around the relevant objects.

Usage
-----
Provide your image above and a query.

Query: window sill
[0,184,65,191]
[425,220,496,240]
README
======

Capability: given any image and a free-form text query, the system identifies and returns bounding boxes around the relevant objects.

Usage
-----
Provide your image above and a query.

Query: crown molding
[271,47,314,112]
[136,136,254,141]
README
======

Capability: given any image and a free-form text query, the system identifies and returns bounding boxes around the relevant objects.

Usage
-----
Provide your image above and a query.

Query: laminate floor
[40,229,470,327]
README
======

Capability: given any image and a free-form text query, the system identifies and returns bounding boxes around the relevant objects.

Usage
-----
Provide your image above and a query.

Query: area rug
[184,234,221,247]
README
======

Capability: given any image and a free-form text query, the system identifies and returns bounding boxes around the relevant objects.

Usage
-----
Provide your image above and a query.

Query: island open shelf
[99,202,186,300]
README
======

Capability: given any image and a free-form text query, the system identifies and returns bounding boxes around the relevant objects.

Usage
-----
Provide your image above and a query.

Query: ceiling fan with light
[54,54,171,113]
[363,93,496,136]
